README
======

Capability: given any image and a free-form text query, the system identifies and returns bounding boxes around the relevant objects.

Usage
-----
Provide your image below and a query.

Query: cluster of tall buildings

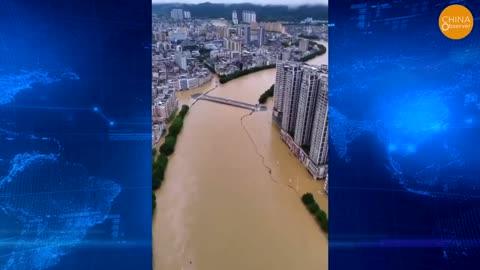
[273,62,328,179]
[240,25,265,46]
[223,37,242,52]
[170,9,191,21]
[241,10,256,23]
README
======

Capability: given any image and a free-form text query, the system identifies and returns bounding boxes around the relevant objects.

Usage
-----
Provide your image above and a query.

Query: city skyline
[152,0,328,6]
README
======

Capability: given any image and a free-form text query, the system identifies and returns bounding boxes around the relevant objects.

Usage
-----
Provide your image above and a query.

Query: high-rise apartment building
[273,62,328,179]
[223,38,242,52]
[242,11,256,23]
[183,11,191,19]
[258,27,266,47]
[232,10,238,25]
[174,51,188,70]
[243,25,251,44]
[273,63,287,116]
[294,65,323,147]
[280,63,303,135]
[299,39,309,52]
[251,12,256,23]
[309,75,328,165]
[170,9,184,20]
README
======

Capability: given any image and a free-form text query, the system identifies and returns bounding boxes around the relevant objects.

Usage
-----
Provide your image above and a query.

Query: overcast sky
[152,0,328,6]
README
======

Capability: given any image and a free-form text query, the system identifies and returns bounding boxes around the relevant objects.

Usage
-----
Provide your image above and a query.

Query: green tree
[315,210,328,233]
[169,117,184,136]
[160,135,177,155]
[258,84,275,104]
[152,172,162,190]
[156,153,168,169]
[178,105,189,118]
[301,193,315,205]
[153,192,157,212]
[307,202,320,214]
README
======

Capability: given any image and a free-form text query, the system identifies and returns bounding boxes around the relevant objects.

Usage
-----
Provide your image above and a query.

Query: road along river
[153,41,329,270]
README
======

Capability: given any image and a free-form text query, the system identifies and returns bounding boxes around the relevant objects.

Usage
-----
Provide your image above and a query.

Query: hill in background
[153,2,327,22]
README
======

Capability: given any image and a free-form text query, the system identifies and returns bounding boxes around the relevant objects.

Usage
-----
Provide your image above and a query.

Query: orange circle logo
[439,4,474,40]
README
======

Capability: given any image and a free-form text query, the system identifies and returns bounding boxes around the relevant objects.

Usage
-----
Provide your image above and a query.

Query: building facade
[309,76,328,166]
[174,51,188,70]
[232,10,238,25]
[168,29,188,42]
[273,62,287,117]
[294,65,322,147]
[262,22,285,33]
[170,9,183,21]
[152,93,178,122]
[242,11,256,23]
[224,37,242,52]
[273,62,328,180]
[280,62,303,135]
[299,39,309,52]
[243,25,251,44]
[258,27,266,47]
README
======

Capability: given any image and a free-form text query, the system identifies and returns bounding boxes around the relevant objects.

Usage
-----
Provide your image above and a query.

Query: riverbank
[302,193,328,233]
[204,44,327,85]
[152,105,190,212]
[258,84,274,104]
[153,43,328,270]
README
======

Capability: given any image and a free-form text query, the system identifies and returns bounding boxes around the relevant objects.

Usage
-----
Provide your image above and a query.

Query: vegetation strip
[258,84,274,104]
[219,64,276,84]
[152,105,190,212]
[299,34,320,40]
[301,193,328,233]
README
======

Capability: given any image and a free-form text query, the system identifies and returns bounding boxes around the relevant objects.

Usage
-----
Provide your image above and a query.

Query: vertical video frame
[152,2,329,269]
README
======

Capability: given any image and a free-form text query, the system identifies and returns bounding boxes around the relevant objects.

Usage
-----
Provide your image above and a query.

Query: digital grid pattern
[329,0,480,269]
[0,1,152,269]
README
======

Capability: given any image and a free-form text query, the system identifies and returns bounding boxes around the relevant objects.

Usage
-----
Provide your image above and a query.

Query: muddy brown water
[153,42,328,270]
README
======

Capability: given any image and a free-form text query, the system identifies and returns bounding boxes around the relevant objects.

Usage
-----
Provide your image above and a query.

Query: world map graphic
[0,69,121,269]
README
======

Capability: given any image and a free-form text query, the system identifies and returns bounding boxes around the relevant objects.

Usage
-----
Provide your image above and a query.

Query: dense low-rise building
[151,16,323,148]
[152,90,178,122]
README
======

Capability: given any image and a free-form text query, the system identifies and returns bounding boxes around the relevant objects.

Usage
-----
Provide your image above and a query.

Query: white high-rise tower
[232,10,238,25]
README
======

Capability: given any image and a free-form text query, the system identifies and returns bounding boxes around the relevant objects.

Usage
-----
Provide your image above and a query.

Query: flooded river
[153,42,329,270]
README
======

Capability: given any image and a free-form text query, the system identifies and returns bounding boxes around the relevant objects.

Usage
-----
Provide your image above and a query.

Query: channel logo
[439,4,474,40]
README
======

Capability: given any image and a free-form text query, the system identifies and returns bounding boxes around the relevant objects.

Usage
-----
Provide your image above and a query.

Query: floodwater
[153,42,329,270]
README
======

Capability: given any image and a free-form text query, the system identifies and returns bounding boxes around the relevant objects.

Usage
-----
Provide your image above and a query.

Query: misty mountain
[153,2,327,22]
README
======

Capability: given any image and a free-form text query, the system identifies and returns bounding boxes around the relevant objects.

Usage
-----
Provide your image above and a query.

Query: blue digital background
[329,0,480,269]
[0,1,151,269]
